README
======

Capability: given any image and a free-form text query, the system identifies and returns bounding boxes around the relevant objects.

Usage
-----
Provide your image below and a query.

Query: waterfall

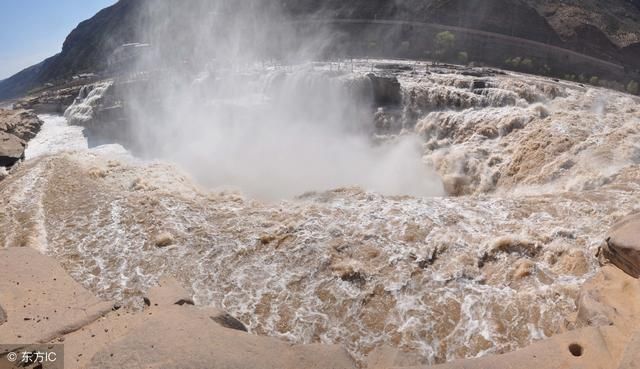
[64,81,113,126]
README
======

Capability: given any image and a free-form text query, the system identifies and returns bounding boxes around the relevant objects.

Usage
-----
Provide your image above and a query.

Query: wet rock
[366,74,402,107]
[374,63,413,72]
[331,260,367,284]
[211,313,248,332]
[601,213,640,278]
[0,109,43,169]
[472,80,488,90]
[512,259,536,280]
[486,236,541,259]
[0,131,25,167]
[154,232,174,247]
[0,109,43,141]
[554,249,589,276]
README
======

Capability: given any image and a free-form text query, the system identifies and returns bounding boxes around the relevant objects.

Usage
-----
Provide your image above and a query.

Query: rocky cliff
[1,0,639,100]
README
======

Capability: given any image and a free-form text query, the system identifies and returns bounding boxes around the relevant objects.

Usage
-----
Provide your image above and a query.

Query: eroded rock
[576,265,640,329]
[601,213,640,278]
[0,109,43,141]
[0,131,25,167]
[0,109,43,169]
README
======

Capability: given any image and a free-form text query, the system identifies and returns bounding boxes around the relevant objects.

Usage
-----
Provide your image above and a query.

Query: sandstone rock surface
[0,247,114,349]
[87,305,355,369]
[617,331,640,369]
[0,247,357,369]
[0,109,43,141]
[601,213,640,278]
[577,265,640,329]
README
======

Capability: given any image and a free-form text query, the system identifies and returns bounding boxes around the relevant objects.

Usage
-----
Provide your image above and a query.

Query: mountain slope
[0,0,143,99]
[1,0,639,99]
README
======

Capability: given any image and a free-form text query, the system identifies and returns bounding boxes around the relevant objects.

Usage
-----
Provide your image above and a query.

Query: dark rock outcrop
[367,74,402,107]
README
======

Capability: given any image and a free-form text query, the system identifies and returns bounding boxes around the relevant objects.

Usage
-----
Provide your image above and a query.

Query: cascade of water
[64,81,114,126]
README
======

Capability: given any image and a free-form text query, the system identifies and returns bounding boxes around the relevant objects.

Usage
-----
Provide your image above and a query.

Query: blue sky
[0,0,116,80]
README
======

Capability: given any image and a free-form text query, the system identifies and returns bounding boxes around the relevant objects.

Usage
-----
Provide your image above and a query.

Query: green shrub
[457,51,469,65]
[627,80,639,95]
[434,31,455,62]
[521,58,533,70]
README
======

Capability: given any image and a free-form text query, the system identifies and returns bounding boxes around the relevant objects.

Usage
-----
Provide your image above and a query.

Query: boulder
[0,131,26,167]
[0,109,43,141]
[154,232,174,247]
[601,214,640,278]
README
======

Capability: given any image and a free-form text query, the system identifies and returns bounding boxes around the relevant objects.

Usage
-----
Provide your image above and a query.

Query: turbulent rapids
[2,61,640,366]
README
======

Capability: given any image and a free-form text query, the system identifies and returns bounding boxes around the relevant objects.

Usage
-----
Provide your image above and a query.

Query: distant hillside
[1,0,639,99]
[0,0,143,99]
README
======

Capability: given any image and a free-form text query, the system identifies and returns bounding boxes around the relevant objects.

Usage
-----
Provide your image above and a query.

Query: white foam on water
[25,115,88,159]
[3,60,640,367]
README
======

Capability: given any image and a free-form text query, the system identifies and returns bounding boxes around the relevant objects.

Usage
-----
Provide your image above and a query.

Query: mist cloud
[117,0,444,199]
